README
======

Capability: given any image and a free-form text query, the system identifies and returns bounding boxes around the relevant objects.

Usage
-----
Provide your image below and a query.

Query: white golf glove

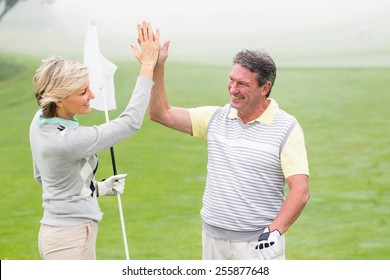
[97,174,127,197]
[255,227,281,260]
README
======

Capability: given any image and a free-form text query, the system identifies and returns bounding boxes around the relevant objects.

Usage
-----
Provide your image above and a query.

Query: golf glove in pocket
[255,227,281,260]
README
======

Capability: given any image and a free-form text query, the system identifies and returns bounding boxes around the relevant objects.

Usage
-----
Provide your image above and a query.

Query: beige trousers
[38,220,98,260]
[202,230,285,260]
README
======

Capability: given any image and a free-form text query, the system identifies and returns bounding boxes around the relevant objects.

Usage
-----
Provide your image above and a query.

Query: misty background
[0,0,389,66]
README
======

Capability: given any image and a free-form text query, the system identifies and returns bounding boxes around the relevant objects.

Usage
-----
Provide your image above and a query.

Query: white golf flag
[84,17,117,111]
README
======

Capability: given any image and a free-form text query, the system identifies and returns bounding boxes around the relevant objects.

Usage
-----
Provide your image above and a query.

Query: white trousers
[202,229,285,260]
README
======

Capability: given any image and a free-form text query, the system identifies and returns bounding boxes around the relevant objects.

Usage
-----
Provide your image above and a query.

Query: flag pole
[101,87,130,260]
[84,16,130,260]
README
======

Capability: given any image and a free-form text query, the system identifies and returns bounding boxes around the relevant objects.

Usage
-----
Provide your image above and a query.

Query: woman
[29,22,159,260]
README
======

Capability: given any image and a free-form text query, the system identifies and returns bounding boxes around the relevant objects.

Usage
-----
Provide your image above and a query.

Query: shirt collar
[228,98,279,125]
[39,114,80,127]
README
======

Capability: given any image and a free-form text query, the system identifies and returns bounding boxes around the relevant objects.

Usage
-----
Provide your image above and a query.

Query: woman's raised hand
[131,21,160,70]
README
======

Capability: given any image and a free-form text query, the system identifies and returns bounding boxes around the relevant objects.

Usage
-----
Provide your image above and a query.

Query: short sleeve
[281,123,310,178]
[188,106,220,139]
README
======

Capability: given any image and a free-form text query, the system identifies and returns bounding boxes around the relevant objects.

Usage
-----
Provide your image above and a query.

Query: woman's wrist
[139,64,156,79]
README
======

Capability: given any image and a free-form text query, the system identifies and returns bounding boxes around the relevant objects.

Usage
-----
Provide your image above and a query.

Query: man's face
[227,64,265,114]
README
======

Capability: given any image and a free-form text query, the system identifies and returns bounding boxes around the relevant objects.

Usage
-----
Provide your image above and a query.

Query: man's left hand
[255,227,281,260]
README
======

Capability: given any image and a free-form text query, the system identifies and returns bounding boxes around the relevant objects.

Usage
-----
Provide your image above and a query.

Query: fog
[1,0,389,66]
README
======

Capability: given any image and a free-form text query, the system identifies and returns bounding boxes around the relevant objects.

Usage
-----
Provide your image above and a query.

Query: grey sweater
[29,76,153,227]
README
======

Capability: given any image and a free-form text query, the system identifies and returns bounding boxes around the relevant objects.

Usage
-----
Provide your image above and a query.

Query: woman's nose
[89,90,95,100]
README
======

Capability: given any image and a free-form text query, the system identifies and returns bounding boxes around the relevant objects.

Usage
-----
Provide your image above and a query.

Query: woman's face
[56,81,94,120]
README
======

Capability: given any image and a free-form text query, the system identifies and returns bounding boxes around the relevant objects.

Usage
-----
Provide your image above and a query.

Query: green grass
[0,53,389,260]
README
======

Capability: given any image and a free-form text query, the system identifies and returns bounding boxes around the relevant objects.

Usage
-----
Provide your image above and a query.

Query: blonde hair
[33,56,89,118]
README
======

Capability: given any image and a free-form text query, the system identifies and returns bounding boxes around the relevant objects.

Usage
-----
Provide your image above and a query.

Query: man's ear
[55,100,63,107]
[261,81,272,96]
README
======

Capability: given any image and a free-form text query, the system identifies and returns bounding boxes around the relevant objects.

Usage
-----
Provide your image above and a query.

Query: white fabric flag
[84,17,117,111]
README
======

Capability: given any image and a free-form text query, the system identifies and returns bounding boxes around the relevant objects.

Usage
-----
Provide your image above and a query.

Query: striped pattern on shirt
[200,104,297,231]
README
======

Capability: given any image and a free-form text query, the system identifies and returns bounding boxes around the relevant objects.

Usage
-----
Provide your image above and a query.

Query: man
[149,40,310,260]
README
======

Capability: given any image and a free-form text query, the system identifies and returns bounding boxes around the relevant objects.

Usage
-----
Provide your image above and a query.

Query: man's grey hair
[233,49,276,97]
